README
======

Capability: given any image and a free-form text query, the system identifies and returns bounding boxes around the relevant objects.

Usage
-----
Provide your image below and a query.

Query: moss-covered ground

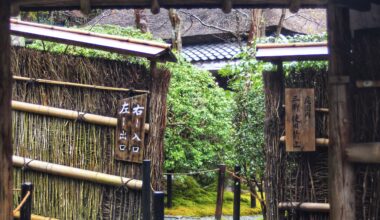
[164,176,262,217]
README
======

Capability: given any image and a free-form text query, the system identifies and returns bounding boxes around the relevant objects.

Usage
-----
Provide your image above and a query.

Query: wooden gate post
[263,62,285,220]
[327,4,356,220]
[21,182,33,220]
[215,164,226,220]
[166,171,173,208]
[233,165,241,220]
[153,191,165,220]
[0,1,12,220]
[142,160,151,220]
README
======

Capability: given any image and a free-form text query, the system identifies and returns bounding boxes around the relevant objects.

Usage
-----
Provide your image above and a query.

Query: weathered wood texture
[116,94,148,163]
[346,143,380,164]
[14,0,327,11]
[285,88,315,152]
[263,65,286,220]
[327,4,356,220]
[145,62,171,190]
[0,0,12,219]
[350,3,380,30]
[351,26,380,219]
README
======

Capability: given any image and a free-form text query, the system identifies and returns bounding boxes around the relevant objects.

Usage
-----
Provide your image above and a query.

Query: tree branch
[178,10,238,38]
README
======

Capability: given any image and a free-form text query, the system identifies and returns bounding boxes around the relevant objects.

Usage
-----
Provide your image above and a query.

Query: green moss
[165,176,262,217]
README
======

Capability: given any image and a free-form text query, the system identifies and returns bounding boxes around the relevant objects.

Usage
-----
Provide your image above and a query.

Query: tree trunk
[327,4,356,220]
[247,9,263,47]
[134,9,149,33]
[169,9,182,52]
[263,63,285,220]
[276,9,286,38]
[146,62,171,191]
[0,1,13,219]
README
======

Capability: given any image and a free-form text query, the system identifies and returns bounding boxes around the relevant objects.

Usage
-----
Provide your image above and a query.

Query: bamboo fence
[11,47,151,219]
[273,67,329,220]
[351,31,380,220]
[12,100,150,131]
[13,75,150,93]
[13,156,142,189]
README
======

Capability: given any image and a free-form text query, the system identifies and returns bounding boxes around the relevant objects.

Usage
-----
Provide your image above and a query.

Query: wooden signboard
[285,88,315,152]
[115,94,148,163]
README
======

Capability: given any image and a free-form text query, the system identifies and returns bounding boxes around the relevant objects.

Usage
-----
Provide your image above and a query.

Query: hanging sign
[115,94,148,163]
[285,88,315,152]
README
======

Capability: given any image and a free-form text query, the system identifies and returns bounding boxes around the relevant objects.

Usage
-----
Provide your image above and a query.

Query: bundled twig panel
[276,66,329,220]
[352,29,380,220]
[11,47,152,219]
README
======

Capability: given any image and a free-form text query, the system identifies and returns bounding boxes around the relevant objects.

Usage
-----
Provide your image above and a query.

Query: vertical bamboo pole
[166,171,173,208]
[21,182,33,220]
[263,62,285,220]
[0,1,12,219]
[233,165,241,220]
[215,164,226,220]
[142,160,151,220]
[153,192,165,220]
[327,4,356,220]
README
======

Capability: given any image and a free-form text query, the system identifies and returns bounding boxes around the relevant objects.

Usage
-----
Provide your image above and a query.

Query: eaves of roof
[10,19,176,62]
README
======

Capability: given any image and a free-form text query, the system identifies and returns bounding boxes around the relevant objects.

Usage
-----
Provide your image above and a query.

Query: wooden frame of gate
[1,1,380,219]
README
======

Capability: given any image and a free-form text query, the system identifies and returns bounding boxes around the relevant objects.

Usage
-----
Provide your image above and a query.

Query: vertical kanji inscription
[285,88,315,152]
[115,94,148,163]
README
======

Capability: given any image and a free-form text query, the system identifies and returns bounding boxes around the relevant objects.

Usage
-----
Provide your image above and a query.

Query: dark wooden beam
[327,3,356,220]
[145,62,171,190]
[346,143,380,164]
[263,62,285,220]
[13,0,327,11]
[0,0,12,219]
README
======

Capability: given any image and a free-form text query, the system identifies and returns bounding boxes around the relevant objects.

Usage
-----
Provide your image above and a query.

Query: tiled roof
[182,42,242,63]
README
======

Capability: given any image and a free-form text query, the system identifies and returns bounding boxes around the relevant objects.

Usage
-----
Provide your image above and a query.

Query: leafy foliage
[219,50,267,178]
[26,24,235,172]
[164,58,234,171]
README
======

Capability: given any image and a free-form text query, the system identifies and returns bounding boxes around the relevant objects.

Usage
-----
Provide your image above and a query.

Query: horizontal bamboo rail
[356,80,380,88]
[280,136,329,147]
[13,211,59,220]
[279,202,330,212]
[12,101,150,132]
[282,105,329,113]
[346,142,380,164]
[13,156,143,190]
[13,75,149,93]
